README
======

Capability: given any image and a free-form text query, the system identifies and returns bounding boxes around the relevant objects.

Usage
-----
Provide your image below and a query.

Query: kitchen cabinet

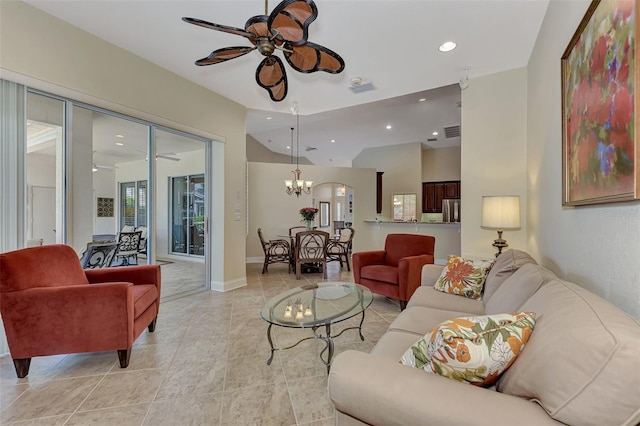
[422,180,460,213]
[376,172,384,214]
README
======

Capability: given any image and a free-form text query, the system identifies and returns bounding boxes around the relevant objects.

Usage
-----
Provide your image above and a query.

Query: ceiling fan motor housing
[257,38,275,56]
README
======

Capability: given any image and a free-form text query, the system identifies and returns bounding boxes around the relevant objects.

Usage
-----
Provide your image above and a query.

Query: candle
[295,311,304,320]
[304,307,313,316]
[284,310,292,318]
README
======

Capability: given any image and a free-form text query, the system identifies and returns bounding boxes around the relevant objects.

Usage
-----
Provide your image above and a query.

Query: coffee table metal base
[265,311,366,373]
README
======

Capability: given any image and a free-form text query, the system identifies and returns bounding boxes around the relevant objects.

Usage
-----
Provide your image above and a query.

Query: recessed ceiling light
[432,131,438,136]
[438,41,457,52]
[419,98,426,102]
[266,117,272,120]
[115,134,124,138]
[331,139,336,143]
[286,145,291,149]
[386,125,392,130]
[115,142,124,146]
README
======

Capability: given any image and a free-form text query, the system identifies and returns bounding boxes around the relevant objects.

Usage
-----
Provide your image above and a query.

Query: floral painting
[562,0,639,205]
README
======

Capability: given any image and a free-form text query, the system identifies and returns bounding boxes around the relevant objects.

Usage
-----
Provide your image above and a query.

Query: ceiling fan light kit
[183,0,345,102]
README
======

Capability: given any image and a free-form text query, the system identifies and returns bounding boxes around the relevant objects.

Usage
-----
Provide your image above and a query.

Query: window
[393,193,417,221]
[120,180,147,228]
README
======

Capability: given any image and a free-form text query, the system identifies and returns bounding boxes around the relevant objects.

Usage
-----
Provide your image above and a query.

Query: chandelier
[285,107,312,197]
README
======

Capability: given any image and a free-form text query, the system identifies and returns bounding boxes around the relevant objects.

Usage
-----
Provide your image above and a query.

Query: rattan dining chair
[327,227,355,271]
[258,228,291,274]
[294,230,329,280]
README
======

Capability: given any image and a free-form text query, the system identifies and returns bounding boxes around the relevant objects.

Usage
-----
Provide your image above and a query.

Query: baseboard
[210,276,246,292]
[246,257,263,264]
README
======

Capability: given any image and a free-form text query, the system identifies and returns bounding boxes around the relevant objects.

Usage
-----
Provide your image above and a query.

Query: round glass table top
[261,282,373,328]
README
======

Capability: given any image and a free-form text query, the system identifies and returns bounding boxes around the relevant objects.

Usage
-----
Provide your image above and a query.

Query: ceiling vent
[305,146,318,152]
[427,138,437,142]
[444,125,461,138]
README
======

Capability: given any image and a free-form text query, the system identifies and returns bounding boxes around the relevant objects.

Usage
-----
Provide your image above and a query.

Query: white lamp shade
[482,196,521,229]
[285,180,293,188]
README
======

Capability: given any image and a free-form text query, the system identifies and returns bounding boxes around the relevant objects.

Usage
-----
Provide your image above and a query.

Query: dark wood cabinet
[422,180,460,213]
[376,172,384,214]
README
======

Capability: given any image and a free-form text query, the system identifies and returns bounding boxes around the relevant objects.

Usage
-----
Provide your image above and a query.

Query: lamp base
[492,229,509,258]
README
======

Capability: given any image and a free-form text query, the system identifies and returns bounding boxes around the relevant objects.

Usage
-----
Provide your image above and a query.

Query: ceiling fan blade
[268,0,317,46]
[245,15,270,39]
[256,56,288,102]
[156,154,181,162]
[285,41,345,74]
[182,17,256,39]
[195,46,256,66]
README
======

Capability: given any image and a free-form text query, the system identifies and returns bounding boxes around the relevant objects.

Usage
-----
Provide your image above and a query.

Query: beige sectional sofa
[328,249,640,426]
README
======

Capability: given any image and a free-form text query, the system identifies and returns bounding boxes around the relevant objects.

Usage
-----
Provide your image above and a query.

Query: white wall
[460,67,528,259]
[247,162,376,260]
[353,142,423,221]
[526,0,640,319]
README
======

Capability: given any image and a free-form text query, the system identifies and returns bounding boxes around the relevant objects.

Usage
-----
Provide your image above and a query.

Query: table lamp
[481,196,521,257]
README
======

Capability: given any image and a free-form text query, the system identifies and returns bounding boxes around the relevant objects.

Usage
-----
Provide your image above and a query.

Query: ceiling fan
[136,150,181,162]
[92,164,116,172]
[182,0,345,102]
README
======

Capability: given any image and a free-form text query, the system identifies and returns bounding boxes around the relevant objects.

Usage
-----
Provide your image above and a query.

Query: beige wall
[460,67,528,259]
[421,146,461,182]
[246,135,312,165]
[353,142,423,221]
[247,162,376,260]
[526,0,640,319]
[0,1,247,290]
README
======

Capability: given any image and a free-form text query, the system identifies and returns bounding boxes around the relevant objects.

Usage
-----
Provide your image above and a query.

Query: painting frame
[561,0,639,206]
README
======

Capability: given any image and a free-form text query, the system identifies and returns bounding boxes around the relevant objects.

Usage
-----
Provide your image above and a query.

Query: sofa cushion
[484,264,555,315]
[497,279,640,426]
[360,265,398,285]
[408,286,486,314]
[434,255,494,300]
[371,329,426,360]
[483,249,537,304]
[388,305,472,336]
[401,312,536,387]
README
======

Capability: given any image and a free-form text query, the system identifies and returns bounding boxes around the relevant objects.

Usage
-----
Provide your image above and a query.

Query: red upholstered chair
[353,234,435,310]
[0,244,161,378]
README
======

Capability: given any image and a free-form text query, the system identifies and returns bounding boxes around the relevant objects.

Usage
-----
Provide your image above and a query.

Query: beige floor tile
[0,383,29,410]
[220,383,296,426]
[227,329,273,359]
[144,392,223,426]
[65,403,150,425]
[0,355,67,385]
[78,369,164,411]
[1,376,101,423]
[224,353,285,391]
[172,337,228,365]
[299,417,335,426]
[279,341,330,381]
[39,352,117,380]
[287,376,335,425]
[2,414,71,425]
[124,343,177,371]
[155,358,226,400]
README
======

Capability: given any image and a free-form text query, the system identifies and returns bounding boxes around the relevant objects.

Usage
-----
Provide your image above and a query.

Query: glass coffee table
[260,282,373,373]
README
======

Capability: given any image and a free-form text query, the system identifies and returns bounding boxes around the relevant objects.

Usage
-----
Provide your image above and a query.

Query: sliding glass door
[170,174,205,256]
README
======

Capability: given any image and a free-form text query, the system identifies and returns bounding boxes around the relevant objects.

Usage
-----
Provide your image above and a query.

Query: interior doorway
[313,182,354,236]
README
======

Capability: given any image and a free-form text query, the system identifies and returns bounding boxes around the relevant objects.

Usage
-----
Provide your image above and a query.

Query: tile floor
[0,261,400,425]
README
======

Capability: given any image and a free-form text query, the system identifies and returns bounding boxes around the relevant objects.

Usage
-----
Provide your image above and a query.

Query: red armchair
[0,244,161,378]
[353,234,435,310]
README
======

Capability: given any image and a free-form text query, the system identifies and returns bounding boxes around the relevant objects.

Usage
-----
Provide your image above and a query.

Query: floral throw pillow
[434,255,495,299]
[400,312,536,387]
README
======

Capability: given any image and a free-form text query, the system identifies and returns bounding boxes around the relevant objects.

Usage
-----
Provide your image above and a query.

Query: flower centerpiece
[300,207,319,230]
